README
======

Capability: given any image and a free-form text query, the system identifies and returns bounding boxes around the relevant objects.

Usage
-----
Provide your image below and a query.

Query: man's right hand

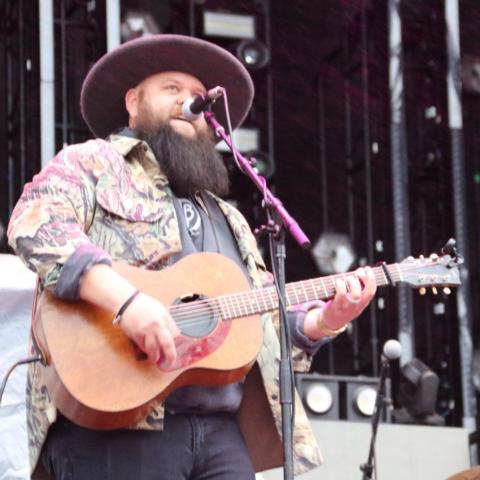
[119,293,180,367]
[79,264,180,368]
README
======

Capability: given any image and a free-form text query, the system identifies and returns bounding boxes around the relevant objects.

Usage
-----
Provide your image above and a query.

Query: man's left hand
[304,267,377,340]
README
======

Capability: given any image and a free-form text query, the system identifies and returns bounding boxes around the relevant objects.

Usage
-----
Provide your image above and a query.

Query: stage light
[296,374,340,420]
[216,127,260,153]
[297,374,389,423]
[121,10,161,41]
[346,378,389,423]
[393,358,445,426]
[216,129,274,178]
[461,55,480,94]
[311,233,356,274]
[235,39,270,70]
[304,384,334,415]
[401,359,439,416]
[203,11,255,39]
[353,386,377,417]
[250,151,275,179]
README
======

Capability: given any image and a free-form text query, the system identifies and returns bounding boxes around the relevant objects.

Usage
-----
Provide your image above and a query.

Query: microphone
[182,86,224,121]
[382,339,402,361]
[361,339,402,479]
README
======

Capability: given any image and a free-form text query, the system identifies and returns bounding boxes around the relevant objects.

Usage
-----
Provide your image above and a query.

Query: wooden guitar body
[35,252,263,430]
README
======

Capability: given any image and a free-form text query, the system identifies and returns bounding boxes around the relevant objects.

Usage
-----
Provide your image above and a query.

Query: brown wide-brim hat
[80,34,254,138]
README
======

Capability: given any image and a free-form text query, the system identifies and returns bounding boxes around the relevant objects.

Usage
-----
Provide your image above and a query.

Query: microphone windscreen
[181,98,202,121]
[383,339,402,360]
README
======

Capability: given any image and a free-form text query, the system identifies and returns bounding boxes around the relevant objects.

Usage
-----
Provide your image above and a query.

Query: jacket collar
[108,128,166,181]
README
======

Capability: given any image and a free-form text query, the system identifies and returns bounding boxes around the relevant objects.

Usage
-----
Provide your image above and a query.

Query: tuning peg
[432,287,438,295]
[419,287,427,295]
[443,287,451,295]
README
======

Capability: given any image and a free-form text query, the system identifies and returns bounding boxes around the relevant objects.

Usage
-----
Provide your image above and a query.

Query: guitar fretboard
[216,263,403,320]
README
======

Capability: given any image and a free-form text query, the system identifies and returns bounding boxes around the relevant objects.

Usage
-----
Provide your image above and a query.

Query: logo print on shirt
[181,200,201,238]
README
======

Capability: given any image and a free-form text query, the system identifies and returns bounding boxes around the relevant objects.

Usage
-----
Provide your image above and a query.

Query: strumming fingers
[143,333,160,363]
[157,331,177,367]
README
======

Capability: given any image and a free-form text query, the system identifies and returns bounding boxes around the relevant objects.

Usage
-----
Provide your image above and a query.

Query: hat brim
[80,34,254,139]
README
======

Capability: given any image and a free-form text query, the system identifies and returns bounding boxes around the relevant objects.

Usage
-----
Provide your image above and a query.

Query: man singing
[8,34,376,479]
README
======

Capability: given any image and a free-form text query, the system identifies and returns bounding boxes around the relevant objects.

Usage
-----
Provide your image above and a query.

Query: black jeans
[41,412,256,480]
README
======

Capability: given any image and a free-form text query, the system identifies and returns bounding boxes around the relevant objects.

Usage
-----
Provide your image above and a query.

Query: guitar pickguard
[158,319,231,371]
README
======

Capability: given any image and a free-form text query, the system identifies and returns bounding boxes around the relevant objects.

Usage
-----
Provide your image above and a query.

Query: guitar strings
[167,260,449,327]
[167,266,411,328]
[168,265,427,327]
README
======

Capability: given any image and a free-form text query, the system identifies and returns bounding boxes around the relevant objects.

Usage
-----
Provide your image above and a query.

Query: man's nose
[176,89,194,105]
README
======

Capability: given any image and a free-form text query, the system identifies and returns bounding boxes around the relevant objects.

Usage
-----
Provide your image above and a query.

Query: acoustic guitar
[33,249,461,430]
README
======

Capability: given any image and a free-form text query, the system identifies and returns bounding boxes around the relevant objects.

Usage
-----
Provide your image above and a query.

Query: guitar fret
[220,297,229,319]
[247,293,255,315]
[268,288,277,310]
[235,293,244,316]
[292,285,300,305]
[377,266,388,286]
[247,294,254,313]
[246,293,254,315]
[256,292,265,312]
[229,294,238,317]
[239,293,248,316]
[231,297,238,317]
[393,263,403,282]
[309,279,318,301]
[300,281,309,303]
[320,279,329,298]
[326,278,335,298]
[218,298,228,319]
[253,291,262,313]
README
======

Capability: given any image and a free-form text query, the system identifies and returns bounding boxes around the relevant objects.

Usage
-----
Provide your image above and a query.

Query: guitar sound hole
[172,294,219,338]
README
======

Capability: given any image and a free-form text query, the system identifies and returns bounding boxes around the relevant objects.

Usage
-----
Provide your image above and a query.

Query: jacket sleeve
[7,141,104,289]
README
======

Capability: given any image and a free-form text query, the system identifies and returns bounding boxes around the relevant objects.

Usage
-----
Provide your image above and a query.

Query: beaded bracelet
[112,290,140,326]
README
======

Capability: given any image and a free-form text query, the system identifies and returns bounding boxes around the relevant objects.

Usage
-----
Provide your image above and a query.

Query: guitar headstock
[398,252,462,291]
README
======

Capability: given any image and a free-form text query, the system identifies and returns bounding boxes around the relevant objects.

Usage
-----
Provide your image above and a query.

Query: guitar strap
[170,192,251,283]
[30,278,48,365]
[201,193,251,281]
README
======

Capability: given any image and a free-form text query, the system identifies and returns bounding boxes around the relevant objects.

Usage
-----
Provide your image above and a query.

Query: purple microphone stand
[205,109,310,480]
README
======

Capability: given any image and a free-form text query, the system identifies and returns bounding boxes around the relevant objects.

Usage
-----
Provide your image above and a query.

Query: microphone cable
[0,355,42,406]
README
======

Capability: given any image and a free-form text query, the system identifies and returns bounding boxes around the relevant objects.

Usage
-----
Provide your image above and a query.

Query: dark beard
[134,124,230,198]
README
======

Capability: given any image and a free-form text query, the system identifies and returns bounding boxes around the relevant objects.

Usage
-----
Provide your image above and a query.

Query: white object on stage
[0,254,36,480]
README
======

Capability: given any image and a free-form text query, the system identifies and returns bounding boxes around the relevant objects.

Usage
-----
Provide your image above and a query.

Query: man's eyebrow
[160,77,181,84]
[160,77,206,94]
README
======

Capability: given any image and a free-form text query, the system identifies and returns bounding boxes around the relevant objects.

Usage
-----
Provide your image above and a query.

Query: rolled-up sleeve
[289,301,331,355]
[7,142,103,289]
[54,244,112,300]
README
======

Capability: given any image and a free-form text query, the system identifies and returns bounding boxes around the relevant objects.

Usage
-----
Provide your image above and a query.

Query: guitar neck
[217,263,402,320]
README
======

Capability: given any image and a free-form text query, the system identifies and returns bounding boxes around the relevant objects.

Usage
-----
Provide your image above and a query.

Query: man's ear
[125,88,139,123]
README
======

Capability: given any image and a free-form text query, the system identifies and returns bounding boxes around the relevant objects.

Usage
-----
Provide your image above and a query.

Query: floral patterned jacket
[8,134,323,475]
